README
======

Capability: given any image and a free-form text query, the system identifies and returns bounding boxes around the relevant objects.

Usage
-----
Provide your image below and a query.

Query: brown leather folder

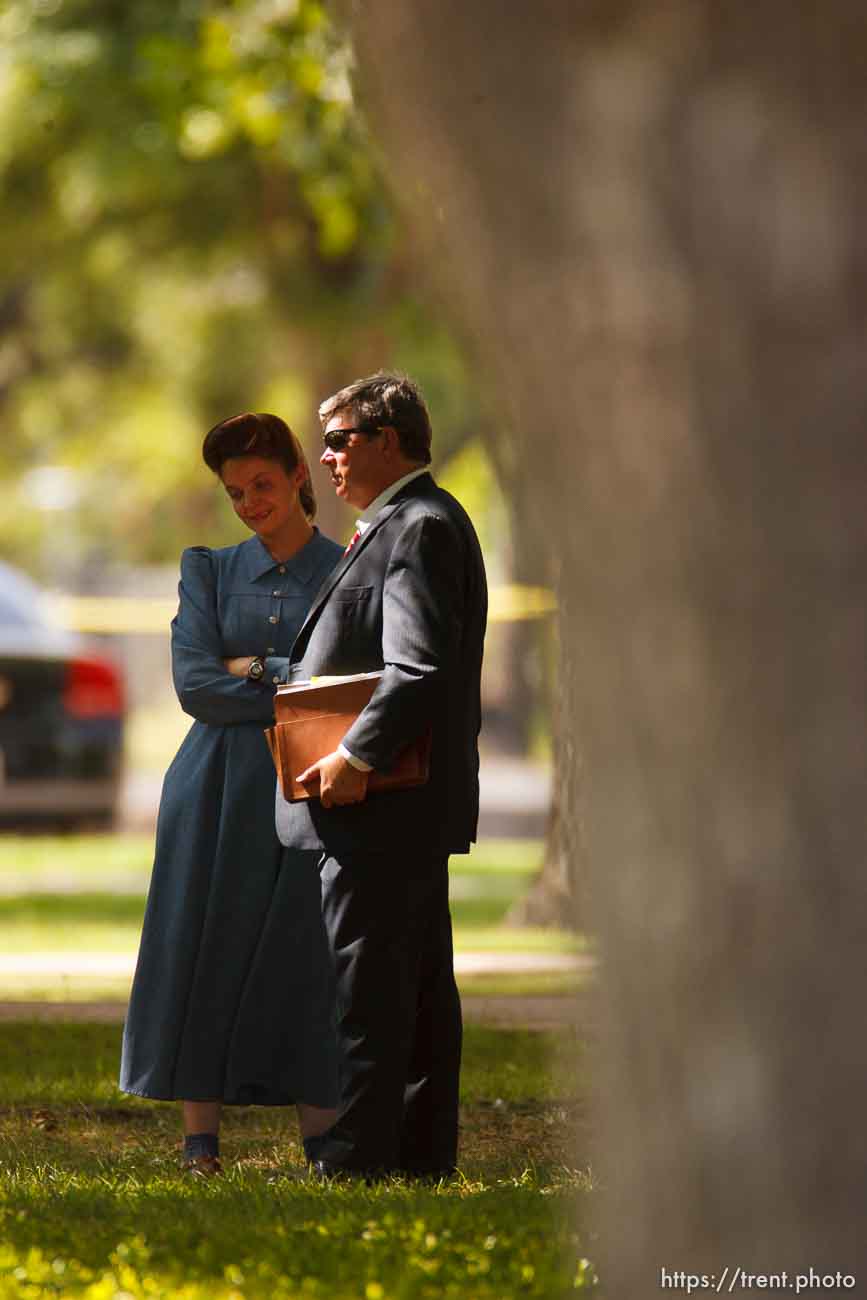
[264,672,432,803]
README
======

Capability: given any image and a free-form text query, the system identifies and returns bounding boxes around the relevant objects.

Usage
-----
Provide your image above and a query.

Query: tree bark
[337,0,867,1289]
[506,615,584,928]
[475,383,581,924]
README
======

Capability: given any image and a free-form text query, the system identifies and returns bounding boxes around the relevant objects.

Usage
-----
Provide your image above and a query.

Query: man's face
[320,408,389,510]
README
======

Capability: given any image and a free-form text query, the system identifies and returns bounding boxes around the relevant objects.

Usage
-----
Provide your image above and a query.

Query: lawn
[0,1023,598,1299]
[0,834,587,1002]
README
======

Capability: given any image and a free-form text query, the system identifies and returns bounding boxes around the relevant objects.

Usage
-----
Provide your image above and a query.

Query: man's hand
[297,750,370,808]
[224,656,256,678]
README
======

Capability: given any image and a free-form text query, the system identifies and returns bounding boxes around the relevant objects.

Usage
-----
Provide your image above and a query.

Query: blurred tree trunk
[480,435,547,757]
[507,625,584,928]
[479,383,582,924]
[338,0,867,1290]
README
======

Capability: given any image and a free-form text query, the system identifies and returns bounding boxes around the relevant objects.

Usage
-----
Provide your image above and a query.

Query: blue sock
[184,1132,219,1160]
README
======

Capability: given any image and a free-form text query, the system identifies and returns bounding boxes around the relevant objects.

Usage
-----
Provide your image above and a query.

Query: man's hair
[318,372,432,465]
[202,412,316,519]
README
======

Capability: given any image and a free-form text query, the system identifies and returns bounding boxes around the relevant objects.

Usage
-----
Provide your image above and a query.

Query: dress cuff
[263,656,291,687]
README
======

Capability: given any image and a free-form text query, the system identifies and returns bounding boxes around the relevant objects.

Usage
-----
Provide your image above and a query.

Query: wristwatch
[247,657,265,682]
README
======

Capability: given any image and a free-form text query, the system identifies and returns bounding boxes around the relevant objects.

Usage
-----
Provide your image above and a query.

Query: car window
[0,593,41,628]
[0,565,50,630]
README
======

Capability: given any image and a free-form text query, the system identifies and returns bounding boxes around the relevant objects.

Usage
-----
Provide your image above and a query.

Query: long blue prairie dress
[119,529,343,1106]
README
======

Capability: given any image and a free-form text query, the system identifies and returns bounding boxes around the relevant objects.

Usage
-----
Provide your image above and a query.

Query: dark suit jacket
[275,472,487,857]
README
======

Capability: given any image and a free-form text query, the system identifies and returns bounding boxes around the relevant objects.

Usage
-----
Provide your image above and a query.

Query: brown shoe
[183,1154,223,1177]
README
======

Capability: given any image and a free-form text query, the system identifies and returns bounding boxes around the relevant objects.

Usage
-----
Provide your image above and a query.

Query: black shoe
[308,1160,344,1183]
[309,1160,388,1185]
[402,1166,457,1184]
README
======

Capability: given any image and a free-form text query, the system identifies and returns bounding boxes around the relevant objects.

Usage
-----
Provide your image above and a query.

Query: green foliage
[0,0,491,574]
[437,439,510,581]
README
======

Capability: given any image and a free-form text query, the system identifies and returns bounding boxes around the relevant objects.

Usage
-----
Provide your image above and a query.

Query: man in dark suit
[275,372,487,1179]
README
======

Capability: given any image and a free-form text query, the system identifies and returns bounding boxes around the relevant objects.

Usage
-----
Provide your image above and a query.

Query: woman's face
[220,455,305,543]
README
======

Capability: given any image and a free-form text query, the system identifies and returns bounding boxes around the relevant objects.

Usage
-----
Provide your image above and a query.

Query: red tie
[344,529,361,555]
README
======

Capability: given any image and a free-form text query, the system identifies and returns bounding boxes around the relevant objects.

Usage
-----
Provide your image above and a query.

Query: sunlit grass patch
[0,835,543,890]
[0,892,146,953]
[0,834,154,893]
[458,839,543,874]
[0,885,580,956]
[0,1024,583,1110]
[0,832,587,1001]
[0,976,132,1003]
[0,1023,598,1298]
[458,970,590,997]
[0,835,586,1002]
[0,1176,596,1299]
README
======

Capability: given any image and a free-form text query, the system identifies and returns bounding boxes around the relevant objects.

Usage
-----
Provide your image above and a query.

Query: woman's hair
[202,412,316,519]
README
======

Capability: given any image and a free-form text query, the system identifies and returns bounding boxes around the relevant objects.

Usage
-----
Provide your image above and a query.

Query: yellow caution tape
[48,596,177,635]
[49,584,557,635]
[487,585,558,623]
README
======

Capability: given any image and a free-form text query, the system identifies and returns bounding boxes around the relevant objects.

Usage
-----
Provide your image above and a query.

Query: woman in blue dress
[120,412,344,1174]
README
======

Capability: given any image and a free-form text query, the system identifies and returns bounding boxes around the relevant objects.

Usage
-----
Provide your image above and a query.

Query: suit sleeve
[171,547,277,725]
[341,514,463,769]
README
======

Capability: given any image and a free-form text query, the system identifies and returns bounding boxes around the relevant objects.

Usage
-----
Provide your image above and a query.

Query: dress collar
[243,528,328,584]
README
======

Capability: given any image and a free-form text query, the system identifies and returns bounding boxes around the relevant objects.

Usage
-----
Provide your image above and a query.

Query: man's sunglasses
[321,425,382,452]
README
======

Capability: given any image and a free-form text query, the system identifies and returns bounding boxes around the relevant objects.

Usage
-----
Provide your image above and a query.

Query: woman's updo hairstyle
[202,412,316,520]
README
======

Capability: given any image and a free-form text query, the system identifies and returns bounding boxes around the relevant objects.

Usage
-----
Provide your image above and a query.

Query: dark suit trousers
[303,849,462,1175]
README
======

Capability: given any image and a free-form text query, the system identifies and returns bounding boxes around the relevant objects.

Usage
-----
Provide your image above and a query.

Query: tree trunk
[479,393,582,925]
[337,0,867,1290]
[506,611,584,928]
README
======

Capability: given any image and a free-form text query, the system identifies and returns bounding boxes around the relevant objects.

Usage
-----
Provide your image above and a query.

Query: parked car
[0,561,125,828]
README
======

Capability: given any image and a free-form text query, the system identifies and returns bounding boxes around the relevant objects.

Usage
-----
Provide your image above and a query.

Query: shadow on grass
[0,1023,598,1299]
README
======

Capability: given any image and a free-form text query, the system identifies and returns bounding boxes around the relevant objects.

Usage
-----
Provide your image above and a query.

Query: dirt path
[0,994,593,1031]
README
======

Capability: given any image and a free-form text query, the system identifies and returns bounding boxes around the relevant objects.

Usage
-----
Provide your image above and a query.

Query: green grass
[0,1024,583,1109]
[0,886,581,956]
[0,894,145,953]
[0,891,582,953]
[0,835,542,889]
[460,841,545,874]
[457,971,589,998]
[0,835,584,1000]
[0,833,154,892]
[0,1024,598,1299]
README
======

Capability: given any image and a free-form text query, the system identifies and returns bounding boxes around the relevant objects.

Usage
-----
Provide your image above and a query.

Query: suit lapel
[293,475,435,650]
[291,498,407,650]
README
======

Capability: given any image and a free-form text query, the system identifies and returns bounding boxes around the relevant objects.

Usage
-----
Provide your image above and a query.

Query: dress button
[278,566,286,574]
[272,590,280,597]
[267,647,275,654]
[268,614,278,624]
[272,675,280,684]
